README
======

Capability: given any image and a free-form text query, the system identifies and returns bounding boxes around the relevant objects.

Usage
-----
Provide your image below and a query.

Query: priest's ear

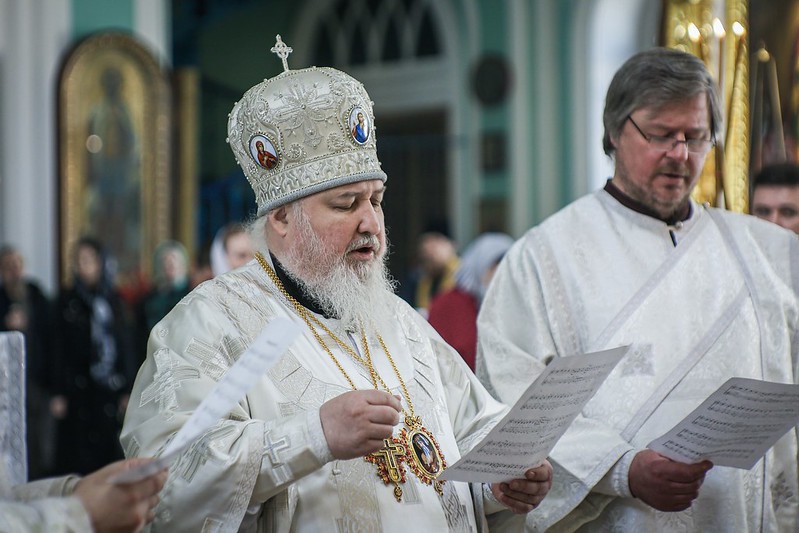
[609,134,619,152]
[266,204,291,242]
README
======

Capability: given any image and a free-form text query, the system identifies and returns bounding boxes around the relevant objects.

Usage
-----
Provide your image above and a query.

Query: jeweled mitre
[227,36,386,216]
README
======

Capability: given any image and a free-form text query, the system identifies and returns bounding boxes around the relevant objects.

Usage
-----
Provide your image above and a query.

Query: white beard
[279,203,397,331]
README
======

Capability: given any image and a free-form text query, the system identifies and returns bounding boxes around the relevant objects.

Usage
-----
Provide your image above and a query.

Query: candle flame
[732,21,745,37]
[712,18,726,38]
[688,23,701,43]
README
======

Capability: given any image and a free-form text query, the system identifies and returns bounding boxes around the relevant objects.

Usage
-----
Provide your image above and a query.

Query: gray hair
[602,47,722,156]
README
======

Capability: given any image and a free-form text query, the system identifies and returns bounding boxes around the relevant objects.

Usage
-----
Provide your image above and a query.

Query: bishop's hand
[490,460,553,514]
[320,390,402,459]
[629,449,713,512]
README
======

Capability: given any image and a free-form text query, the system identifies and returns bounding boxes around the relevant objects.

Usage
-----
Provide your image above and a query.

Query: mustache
[656,164,690,176]
[346,235,381,253]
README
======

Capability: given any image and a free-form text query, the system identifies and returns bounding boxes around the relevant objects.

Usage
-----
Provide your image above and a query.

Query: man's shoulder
[515,191,603,246]
[712,207,796,244]
[710,208,798,273]
[161,264,276,320]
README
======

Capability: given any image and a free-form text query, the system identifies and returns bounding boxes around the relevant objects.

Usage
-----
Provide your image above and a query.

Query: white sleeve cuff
[481,482,507,514]
[593,449,636,498]
[307,409,335,464]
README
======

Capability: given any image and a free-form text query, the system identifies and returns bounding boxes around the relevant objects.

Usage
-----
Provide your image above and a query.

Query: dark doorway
[376,109,449,293]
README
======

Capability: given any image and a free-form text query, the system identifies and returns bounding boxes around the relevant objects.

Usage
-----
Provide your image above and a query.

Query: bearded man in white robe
[121,37,552,533]
[478,47,799,532]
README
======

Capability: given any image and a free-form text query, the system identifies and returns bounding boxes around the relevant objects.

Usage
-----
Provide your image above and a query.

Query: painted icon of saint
[250,136,278,170]
[412,433,439,474]
[350,109,369,144]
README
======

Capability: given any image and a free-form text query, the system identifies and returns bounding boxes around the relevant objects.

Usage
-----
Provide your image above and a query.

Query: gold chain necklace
[255,252,446,500]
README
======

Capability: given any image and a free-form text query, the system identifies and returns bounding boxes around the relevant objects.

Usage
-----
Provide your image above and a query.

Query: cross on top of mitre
[271,35,293,72]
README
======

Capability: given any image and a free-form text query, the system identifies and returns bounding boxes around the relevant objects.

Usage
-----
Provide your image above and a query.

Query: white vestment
[122,259,521,532]
[0,332,91,531]
[0,476,90,532]
[478,190,799,532]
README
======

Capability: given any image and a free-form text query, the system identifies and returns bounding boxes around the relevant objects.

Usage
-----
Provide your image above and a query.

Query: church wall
[196,2,296,182]
[72,0,133,38]
[476,1,511,232]
[0,0,73,295]
[0,0,170,293]
[507,0,578,235]
[0,0,657,292]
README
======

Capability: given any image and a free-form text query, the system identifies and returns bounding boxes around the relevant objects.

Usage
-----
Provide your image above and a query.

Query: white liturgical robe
[0,332,92,531]
[122,257,519,532]
[0,475,90,532]
[478,189,799,532]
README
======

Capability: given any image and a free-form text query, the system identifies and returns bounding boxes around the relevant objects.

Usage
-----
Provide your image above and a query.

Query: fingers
[660,460,713,484]
[525,461,553,483]
[147,494,160,510]
[491,463,553,515]
[363,438,392,455]
[122,457,154,470]
[493,482,544,514]
[365,423,398,441]
[322,391,404,459]
[630,450,711,512]
[364,390,403,412]
[367,405,401,425]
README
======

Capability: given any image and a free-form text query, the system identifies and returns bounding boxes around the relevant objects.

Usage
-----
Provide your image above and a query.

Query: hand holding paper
[490,461,554,514]
[648,377,799,469]
[441,345,628,483]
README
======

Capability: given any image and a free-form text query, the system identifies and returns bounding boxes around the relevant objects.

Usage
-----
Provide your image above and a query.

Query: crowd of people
[2,37,799,532]
[0,228,255,481]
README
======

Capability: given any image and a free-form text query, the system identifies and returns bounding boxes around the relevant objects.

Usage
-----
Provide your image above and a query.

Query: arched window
[310,0,442,67]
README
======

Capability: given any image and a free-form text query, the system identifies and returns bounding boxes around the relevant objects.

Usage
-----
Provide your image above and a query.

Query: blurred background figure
[136,241,190,358]
[0,246,56,479]
[751,162,799,234]
[52,237,135,476]
[427,233,514,369]
[223,223,255,270]
[210,222,255,276]
[400,222,459,318]
[190,240,214,289]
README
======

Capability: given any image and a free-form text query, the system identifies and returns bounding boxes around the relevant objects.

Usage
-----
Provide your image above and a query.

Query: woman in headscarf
[427,233,514,370]
[52,237,134,476]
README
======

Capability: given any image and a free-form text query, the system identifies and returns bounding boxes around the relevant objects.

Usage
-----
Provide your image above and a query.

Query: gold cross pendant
[365,438,408,502]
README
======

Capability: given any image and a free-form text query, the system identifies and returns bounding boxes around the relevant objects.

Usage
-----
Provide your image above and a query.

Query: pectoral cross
[366,438,407,502]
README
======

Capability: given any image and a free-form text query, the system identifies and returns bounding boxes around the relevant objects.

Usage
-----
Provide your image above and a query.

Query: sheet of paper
[111,317,302,484]
[648,377,799,469]
[440,345,629,483]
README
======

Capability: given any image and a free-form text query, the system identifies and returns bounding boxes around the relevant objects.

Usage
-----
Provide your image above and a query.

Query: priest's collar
[270,253,332,318]
[604,179,691,225]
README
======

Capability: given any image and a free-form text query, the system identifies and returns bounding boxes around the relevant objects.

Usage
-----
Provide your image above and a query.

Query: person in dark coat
[52,237,135,476]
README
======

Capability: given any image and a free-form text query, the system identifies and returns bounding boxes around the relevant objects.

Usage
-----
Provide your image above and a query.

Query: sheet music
[112,317,302,484]
[441,345,628,483]
[648,377,799,469]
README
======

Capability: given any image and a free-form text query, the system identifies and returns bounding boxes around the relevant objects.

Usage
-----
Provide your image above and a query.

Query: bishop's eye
[333,201,355,211]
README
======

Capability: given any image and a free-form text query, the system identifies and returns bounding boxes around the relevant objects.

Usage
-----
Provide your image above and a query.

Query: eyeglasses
[627,115,714,154]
